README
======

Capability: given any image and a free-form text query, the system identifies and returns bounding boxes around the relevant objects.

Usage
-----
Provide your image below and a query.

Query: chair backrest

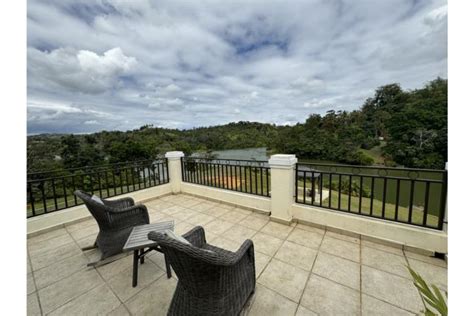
[149,232,227,297]
[74,190,110,230]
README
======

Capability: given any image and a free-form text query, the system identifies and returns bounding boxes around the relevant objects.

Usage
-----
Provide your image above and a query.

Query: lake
[194,147,269,161]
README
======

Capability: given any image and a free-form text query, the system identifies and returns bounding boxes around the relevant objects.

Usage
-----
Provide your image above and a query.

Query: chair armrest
[108,204,149,229]
[103,197,135,210]
[218,239,254,267]
[182,226,206,248]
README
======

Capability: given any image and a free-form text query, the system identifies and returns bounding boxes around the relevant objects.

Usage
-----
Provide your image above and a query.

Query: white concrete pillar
[268,154,298,224]
[165,151,185,194]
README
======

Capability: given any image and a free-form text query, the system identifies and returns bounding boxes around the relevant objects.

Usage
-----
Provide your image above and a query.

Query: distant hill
[28,78,447,172]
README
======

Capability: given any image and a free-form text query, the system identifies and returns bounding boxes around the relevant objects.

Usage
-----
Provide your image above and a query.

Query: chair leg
[140,248,145,264]
[81,243,98,251]
[87,252,128,268]
[164,254,172,278]
[133,250,139,287]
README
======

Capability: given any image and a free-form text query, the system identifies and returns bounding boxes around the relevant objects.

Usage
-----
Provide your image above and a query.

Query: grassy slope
[359,141,386,165]
[297,188,439,228]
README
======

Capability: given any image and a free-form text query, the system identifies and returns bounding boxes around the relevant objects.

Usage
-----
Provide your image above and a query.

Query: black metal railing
[27,159,169,218]
[181,157,270,197]
[295,163,447,230]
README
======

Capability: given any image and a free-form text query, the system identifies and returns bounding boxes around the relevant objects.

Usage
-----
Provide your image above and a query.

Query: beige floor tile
[27,273,36,295]
[174,221,195,235]
[287,228,324,250]
[186,212,215,226]
[76,233,97,249]
[107,261,165,302]
[218,210,249,223]
[295,305,318,316]
[161,205,186,215]
[239,214,269,231]
[313,252,360,290]
[203,218,235,235]
[404,250,447,268]
[205,231,219,243]
[260,221,294,240]
[148,252,176,279]
[362,294,415,316]
[320,236,360,262]
[202,206,232,217]
[361,239,404,256]
[233,207,253,215]
[34,254,89,289]
[301,274,360,315]
[255,251,271,278]
[274,241,317,271]
[407,258,447,292]
[27,257,32,274]
[325,229,360,244]
[216,203,236,211]
[27,293,41,316]
[169,196,192,205]
[28,233,75,257]
[223,225,257,243]
[159,195,178,202]
[38,268,104,314]
[145,200,174,212]
[28,228,68,245]
[65,218,96,232]
[69,224,99,241]
[49,284,121,316]
[258,259,309,302]
[83,248,102,262]
[30,241,82,271]
[248,284,298,316]
[178,198,204,208]
[362,246,410,279]
[97,254,134,281]
[295,223,326,235]
[107,304,131,316]
[210,237,242,252]
[252,233,284,256]
[149,211,174,223]
[361,265,424,313]
[171,208,200,221]
[125,275,177,315]
[192,202,219,213]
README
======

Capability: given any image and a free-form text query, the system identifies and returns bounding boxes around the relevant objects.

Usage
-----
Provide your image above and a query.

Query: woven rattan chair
[148,226,256,316]
[74,190,150,266]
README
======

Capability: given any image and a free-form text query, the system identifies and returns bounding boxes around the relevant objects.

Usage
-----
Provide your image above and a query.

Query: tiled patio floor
[27,194,447,315]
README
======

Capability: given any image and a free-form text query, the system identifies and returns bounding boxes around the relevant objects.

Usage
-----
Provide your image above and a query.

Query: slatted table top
[123,220,174,251]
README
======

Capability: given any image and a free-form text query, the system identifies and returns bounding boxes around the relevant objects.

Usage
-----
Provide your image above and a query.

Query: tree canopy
[27,78,447,172]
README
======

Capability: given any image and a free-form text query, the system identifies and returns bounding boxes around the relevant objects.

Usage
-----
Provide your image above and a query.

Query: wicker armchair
[74,190,150,262]
[148,226,256,316]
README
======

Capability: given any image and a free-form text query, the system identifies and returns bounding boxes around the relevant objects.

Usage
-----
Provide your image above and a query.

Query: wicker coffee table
[123,220,174,287]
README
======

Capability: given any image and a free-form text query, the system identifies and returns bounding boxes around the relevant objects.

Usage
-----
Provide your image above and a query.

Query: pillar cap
[165,151,185,159]
[268,154,298,168]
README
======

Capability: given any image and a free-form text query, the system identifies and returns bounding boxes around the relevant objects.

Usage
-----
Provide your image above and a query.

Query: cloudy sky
[27,0,447,134]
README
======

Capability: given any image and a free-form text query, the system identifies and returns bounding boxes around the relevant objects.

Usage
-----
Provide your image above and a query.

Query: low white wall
[292,203,447,253]
[181,183,271,214]
[27,184,172,237]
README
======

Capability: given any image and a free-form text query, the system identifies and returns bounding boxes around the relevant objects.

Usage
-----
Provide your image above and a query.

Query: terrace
[27,152,448,315]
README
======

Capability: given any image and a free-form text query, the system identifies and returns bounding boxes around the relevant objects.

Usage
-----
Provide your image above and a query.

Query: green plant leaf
[407,266,447,316]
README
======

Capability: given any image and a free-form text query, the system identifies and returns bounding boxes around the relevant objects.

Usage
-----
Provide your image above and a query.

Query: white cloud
[27,0,447,134]
[28,47,137,94]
